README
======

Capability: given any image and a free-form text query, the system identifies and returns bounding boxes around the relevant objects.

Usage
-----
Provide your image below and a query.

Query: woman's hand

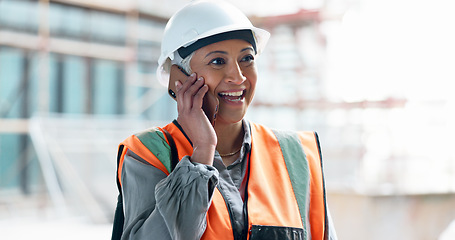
[172,65,218,165]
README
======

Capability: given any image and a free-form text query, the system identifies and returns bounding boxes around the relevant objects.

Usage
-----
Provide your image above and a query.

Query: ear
[168,65,190,100]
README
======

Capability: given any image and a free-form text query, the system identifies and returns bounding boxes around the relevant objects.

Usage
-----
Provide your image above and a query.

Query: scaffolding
[1,1,455,239]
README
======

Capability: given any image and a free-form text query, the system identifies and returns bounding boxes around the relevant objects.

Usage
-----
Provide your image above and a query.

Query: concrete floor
[1,218,111,240]
[0,192,111,240]
[2,190,455,240]
[328,191,455,240]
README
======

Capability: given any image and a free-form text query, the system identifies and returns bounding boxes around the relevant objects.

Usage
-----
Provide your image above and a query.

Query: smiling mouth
[218,90,246,102]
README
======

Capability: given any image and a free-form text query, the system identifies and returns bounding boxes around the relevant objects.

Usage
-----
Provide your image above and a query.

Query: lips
[218,90,246,102]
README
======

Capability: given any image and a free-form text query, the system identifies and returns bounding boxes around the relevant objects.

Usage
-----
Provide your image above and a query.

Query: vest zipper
[217,151,251,240]
[241,155,251,240]
[217,186,242,240]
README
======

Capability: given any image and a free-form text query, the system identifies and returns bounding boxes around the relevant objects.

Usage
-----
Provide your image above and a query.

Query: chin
[217,110,246,125]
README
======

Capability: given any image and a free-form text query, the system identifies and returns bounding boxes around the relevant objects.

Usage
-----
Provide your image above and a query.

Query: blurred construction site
[1,0,455,239]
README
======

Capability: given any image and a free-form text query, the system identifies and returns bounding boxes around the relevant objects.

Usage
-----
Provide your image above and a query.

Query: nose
[225,62,246,85]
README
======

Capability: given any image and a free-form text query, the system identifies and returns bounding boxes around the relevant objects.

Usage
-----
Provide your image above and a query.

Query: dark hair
[177,29,257,59]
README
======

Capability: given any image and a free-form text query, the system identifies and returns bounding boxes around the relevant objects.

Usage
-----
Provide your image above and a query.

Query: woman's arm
[174,70,218,166]
[120,151,219,240]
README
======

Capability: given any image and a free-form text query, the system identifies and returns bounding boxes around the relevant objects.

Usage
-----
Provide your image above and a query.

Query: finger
[202,90,219,125]
[176,73,196,95]
[175,80,185,112]
[186,77,205,97]
[176,74,197,111]
[193,84,209,108]
[175,80,182,91]
[183,77,205,109]
[177,74,197,103]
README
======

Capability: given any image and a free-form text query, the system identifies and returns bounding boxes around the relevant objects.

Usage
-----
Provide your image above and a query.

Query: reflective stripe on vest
[247,123,307,238]
[117,121,326,240]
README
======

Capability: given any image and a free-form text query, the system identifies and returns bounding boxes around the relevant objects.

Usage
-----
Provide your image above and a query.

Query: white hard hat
[156,0,270,86]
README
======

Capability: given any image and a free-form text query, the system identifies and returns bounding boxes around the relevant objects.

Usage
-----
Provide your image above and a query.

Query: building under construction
[1,0,455,239]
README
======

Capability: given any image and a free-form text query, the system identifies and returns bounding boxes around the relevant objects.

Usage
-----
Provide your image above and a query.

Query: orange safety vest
[117,121,327,240]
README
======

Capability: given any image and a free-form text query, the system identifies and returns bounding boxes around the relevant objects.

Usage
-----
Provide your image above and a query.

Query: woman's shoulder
[134,127,166,142]
[248,121,314,135]
[247,120,319,145]
[119,122,175,173]
[121,122,176,149]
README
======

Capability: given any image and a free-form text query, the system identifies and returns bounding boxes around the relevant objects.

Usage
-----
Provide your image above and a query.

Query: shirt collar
[214,119,251,168]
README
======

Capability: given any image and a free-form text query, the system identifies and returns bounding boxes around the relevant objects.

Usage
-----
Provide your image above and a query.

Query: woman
[112,1,337,239]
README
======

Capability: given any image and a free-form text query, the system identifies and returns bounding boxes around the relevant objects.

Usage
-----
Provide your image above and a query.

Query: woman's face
[190,39,257,125]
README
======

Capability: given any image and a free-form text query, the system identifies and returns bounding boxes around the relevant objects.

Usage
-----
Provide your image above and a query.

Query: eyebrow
[204,47,254,58]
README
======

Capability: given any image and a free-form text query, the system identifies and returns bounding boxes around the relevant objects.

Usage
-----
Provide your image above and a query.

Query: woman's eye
[210,58,225,65]
[241,55,255,63]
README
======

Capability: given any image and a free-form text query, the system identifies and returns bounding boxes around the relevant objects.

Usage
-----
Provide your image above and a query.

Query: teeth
[220,91,243,97]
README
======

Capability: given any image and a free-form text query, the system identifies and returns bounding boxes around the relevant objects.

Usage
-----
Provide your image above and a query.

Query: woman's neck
[215,120,244,156]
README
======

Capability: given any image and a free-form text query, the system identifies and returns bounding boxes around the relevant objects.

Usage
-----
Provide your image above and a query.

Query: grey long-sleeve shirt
[120,120,251,240]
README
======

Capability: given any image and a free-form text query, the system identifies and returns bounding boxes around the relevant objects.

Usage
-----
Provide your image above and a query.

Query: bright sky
[325,0,455,102]
[320,0,455,193]
[230,0,323,16]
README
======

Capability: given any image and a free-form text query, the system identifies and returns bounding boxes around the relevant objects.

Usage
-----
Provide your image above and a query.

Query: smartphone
[168,64,218,126]
[168,65,189,99]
